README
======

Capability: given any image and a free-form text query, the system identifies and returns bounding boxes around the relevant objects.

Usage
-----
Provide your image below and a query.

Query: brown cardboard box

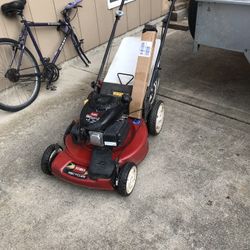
[129,30,157,119]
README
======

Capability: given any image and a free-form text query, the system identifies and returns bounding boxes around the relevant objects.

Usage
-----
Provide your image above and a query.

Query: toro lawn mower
[41,0,176,196]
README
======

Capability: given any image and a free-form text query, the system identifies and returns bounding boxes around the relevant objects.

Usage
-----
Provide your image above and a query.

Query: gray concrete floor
[0,30,249,250]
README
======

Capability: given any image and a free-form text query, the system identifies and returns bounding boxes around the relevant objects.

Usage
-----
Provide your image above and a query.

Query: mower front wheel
[117,163,137,196]
[147,100,165,136]
[41,144,62,175]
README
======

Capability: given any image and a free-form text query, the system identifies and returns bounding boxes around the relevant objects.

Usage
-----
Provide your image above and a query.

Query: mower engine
[71,91,131,147]
[89,119,129,147]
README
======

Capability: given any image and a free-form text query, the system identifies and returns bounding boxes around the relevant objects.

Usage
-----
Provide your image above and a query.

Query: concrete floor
[0,30,249,250]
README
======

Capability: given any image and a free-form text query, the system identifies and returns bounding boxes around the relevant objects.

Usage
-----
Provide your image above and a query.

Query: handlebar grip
[65,0,83,10]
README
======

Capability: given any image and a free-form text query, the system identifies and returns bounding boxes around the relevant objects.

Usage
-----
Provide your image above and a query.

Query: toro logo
[74,166,87,174]
[86,112,100,124]
[90,112,99,118]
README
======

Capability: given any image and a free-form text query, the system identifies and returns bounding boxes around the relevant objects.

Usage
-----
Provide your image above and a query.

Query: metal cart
[188,0,250,63]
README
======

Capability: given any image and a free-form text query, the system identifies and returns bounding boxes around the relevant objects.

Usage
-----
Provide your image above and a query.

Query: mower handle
[118,0,126,11]
[95,0,126,87]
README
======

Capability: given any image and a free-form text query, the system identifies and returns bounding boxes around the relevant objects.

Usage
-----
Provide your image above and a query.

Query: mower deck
[51,119,148,190]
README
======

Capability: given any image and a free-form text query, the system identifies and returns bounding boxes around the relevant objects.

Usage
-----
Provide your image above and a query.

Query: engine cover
[103,119,129,147]
[70,91,132,146]
[80,92,126,132]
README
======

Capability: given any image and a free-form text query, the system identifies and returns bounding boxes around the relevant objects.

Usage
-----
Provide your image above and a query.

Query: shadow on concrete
[160,31,250,124]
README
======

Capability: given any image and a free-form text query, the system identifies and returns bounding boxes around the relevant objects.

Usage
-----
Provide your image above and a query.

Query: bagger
[41,0,176,196]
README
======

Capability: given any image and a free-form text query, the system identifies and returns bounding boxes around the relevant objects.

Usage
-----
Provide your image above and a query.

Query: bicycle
[0,0,90,112]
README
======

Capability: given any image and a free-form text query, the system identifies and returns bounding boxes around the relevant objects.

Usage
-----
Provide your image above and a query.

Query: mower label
[139,41,153,58]
[86,113,100,124]
[113,91,124,97]
[90,112,99,118]
[104,141,117,147]
[66,171,87,179]
[63,163,88,179]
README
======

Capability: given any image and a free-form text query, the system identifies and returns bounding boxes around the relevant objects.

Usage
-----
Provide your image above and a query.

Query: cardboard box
[129,30,157,119]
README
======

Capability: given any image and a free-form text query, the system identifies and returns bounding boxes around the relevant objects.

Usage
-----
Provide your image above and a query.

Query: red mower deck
[51,119,148,190]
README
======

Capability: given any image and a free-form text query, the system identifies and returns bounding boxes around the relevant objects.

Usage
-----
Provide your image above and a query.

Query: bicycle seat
[1,0,26,17]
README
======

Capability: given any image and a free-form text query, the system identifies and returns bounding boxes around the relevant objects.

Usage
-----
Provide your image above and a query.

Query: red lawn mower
[41,0,176,196]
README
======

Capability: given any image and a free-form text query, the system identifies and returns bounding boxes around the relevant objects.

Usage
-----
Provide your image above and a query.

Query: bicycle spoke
[0,79,12,105]
[14,84,25,106]
[8,48,18,68]
[1,81,30,106]
[0,51,9,70]
[16,84,29,103]
[0,80,33,92]
[0,40,40,111]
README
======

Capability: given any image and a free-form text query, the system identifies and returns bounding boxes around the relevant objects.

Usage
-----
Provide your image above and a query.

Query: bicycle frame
[0,3,88,111]
[15,17,77,71]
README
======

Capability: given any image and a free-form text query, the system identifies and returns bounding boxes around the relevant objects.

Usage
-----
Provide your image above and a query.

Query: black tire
[0,38,41,112]
[188,0,198,39]
[117,163,137,197]
[41,144,62,175]
[147,100,165,136]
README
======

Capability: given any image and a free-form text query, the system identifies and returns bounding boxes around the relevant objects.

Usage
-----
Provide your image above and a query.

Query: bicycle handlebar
[65,0,83,10]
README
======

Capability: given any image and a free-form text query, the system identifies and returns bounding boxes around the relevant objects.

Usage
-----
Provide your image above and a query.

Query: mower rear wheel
[147,100,165,136]
[117,163,137,196]
[41,144,62,175]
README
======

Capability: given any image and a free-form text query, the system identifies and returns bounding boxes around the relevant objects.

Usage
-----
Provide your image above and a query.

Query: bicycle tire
[0,38,41,112]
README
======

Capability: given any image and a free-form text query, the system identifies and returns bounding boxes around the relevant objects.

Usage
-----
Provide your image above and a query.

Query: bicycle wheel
[0,38,41,112]
[71,34,90,67]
